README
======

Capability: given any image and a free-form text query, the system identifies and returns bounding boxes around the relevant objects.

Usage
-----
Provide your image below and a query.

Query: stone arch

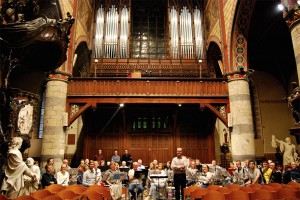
[229,0,256,72]
[207,41,223,77]
[72,42,91,77]
[74,35,90,51]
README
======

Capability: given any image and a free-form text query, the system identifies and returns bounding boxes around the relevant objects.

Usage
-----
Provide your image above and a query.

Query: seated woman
[147,162,157,188]
[164,161,173,186]
[149,163,167,199]
[56,164,69,186]
[198,164,213,188]
[106,162,121,186]
[186,161,199,186]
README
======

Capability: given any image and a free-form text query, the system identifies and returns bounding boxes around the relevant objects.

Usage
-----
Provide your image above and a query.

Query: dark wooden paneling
[82,105,215,165]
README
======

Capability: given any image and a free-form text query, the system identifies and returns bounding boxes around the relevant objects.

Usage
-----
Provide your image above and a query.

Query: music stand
[99,166,110,172]
[196,165,202,172]
[120,168,130,173]
[133,170,143,179]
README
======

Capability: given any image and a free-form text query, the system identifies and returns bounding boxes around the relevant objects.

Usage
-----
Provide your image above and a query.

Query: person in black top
[41,164,57,188]
[121,149,132,167]
[269,162,282,183]
[77,165,84,185]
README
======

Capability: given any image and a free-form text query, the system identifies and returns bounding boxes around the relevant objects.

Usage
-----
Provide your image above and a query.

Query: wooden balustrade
[90,58,211,77]
[67,77,228,97]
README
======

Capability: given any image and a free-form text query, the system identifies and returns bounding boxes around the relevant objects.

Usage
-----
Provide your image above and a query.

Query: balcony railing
[89,58,213,78]
[67,77,228,97]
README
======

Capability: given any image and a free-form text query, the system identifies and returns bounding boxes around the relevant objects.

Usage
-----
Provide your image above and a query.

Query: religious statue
[0,137,35,198]
[19,158,40,195]
[271,135,299,166]
[286,82,300,124]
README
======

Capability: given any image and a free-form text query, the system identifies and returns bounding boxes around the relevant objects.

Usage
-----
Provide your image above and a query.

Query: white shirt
[171,156,189,174]
[56,171,69,186]
[199,172,213,184]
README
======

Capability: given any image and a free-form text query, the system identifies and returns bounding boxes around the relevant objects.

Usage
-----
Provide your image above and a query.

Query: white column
[41,73,69,168]
[228,73,255,161]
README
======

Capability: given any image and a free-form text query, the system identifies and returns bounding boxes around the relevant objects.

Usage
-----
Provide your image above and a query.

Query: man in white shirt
[83,160,97,187]
[171,147,189,200]
[128,162,144,200]
[137,159,145,170]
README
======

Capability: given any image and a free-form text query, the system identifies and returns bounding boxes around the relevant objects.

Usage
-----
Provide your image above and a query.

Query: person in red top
[227,162,236,176]
[94,149,105,163]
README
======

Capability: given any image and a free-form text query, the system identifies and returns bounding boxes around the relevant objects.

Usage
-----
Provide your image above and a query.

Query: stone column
[282,3,300,82]
[41,72,69,168]
[289,16,300,82]
[228,73,255,161]
[284,5,300,144]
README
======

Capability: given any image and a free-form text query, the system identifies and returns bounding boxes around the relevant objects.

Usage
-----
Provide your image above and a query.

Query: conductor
[171,147,189,200]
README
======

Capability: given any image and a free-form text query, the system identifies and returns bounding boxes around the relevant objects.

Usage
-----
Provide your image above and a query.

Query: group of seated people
[186,159,300,187]
[36,156,300,200]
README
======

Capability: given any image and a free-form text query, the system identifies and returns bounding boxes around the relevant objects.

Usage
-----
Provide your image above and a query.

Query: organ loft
[0,0,300,191]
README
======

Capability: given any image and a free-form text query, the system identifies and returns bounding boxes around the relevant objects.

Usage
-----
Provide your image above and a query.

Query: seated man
[232,160,250,185]
[245,160,262,185]
[83,160,98,187]
[41,164,57,188]
[284,162,300,183]
[137,159,145,170]
[77,165,84,185]
[128,162,144,200]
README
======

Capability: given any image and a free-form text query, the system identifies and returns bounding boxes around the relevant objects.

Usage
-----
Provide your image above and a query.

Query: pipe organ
[170,7,179,59]
[193,7,204,60]
[94,4,129,58]
[170,5,204,60]
[94,6,104,58]
[94,0,203,60]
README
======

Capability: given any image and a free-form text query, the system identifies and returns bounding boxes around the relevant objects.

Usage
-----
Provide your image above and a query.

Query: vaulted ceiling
[248,0,297,89]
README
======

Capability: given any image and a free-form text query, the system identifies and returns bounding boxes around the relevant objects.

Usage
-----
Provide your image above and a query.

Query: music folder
[113,172,127,180]
[120,168,129,173]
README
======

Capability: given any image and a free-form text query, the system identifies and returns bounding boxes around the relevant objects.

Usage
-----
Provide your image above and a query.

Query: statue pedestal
[289,125,300,144]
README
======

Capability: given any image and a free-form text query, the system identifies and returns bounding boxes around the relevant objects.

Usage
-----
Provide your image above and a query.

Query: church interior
[0,0,300,199]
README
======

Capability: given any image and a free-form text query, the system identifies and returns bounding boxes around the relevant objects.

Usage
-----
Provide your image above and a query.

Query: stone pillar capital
[47,71,72,82]
[226,70,254,82]
[285,7,300,30]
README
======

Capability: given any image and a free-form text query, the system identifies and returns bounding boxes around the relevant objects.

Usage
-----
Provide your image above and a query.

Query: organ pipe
[104,5,118,58]
[194,7,203,59]
[94,6,104,58]
[180,7,193,59]
[120,6,129,58]
[169,5,203,60]
[94,4,129,58]
[170,7,179,59]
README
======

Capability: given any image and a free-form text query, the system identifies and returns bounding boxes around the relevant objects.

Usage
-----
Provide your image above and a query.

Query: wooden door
[129,132,172,165]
